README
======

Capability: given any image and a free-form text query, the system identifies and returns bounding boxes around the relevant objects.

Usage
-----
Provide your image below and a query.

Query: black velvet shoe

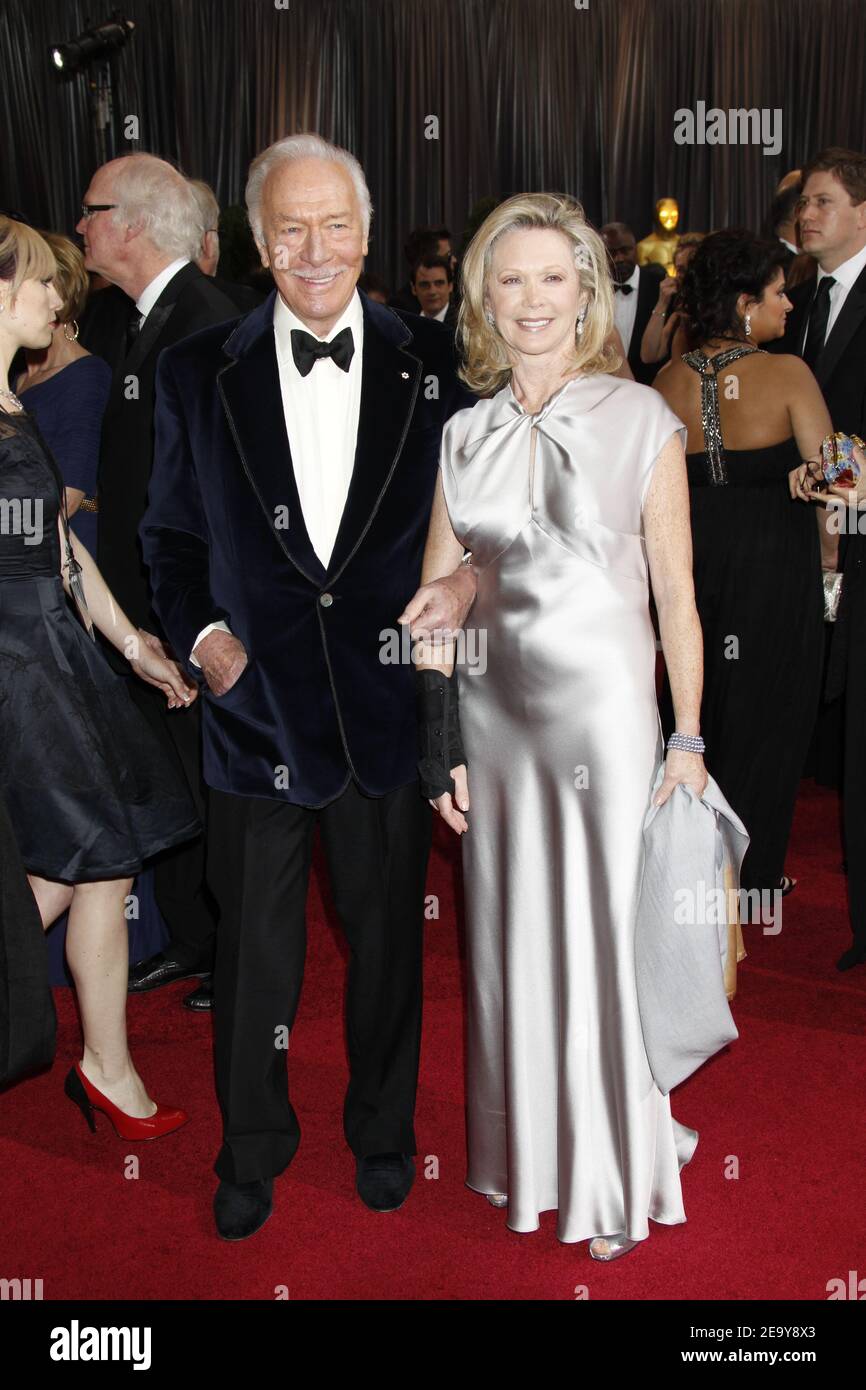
[183,978,214,1010]
[213,1178,273,1241]
[356,1153,415,1212]
[128,951,211,993]
[836,945,866,972]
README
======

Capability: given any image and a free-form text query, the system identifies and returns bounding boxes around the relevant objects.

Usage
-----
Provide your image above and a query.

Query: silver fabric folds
[636,768,749,1097]
[442,374,700,1244]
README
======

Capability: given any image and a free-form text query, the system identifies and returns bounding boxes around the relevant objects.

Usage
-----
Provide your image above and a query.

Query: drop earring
[744,311,752,338]
[64,320,80,342]
[577,308,587,338]
[485,309,495,327]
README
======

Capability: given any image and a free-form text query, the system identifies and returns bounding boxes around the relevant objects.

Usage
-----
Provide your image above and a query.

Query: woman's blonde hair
[0,216,57,302]
[457,192,619,396]
[38,232,89,323]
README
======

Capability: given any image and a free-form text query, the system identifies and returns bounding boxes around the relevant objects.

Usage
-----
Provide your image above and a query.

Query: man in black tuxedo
[601,222,665,384]
[140,134,477,1239]
[76,154,245,1009]
[772,148,866,971]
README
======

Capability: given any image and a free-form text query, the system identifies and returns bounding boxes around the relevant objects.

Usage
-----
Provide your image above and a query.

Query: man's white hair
[245,133,373,244]
[188,179,220,234]
[109,154,203,260]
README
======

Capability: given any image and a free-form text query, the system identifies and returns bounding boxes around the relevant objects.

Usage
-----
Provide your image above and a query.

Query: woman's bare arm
[56,517,195,704]
[413,472,465,677]
[64,485,85,518]
[643,431,707,802]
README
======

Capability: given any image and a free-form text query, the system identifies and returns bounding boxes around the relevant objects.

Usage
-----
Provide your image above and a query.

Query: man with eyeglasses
[76,153,244,1011]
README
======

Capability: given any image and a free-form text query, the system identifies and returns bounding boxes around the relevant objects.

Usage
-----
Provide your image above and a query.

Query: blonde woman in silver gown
[413,194,711,1260]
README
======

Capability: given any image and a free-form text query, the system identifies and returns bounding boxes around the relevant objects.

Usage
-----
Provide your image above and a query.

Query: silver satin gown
[440,372,700,1243]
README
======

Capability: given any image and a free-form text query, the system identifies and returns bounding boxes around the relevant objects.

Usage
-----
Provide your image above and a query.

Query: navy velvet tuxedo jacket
[140,290,476,807]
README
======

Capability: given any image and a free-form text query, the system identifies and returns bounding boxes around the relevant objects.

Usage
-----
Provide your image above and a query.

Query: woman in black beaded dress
[654,230,831,907]
[0,216,200,1137]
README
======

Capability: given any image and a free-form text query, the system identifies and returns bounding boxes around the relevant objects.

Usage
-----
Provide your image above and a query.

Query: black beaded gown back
[659,347,823,894]
[0,409,200,883]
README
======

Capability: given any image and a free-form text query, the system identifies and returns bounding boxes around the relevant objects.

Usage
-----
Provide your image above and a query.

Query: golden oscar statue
[637,197,681,275]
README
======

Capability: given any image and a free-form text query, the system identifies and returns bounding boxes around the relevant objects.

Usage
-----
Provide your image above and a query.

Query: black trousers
[841,589,866,953]
[207,777,433,1184]
[126,679,217,970]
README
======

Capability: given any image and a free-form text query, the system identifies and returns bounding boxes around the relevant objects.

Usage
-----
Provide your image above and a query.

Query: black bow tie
[614,282,634,295]
[290,326,355,377]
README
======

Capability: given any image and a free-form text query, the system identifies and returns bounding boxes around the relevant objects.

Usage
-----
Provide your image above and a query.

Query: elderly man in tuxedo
[77,154,248,1011]
[773,147,866,971]
[141,133,477,1240]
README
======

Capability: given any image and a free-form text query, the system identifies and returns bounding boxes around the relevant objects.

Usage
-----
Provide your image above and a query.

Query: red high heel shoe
[64,1061,187,1140]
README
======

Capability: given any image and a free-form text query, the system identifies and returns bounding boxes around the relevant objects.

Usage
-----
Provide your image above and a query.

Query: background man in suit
[601,222,665,384]
[187,177,266,312]
[77,154,245,1009]
[389,224,455,312]
[774,147,866,971]
[141,133,477,1240]
[409,253,458,327]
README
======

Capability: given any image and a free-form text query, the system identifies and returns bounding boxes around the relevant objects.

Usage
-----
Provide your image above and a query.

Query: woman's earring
[577,308,587,338]
[485,309,495,327]
[63,320,80,342]
[744,312,752,338]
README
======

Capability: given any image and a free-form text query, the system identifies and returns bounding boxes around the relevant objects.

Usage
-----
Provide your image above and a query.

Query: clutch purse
[823,569,844,623]
[821,432,864,488]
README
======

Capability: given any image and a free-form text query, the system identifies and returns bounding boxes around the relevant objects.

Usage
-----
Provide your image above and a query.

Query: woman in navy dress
[13,233,107,556]
[0,216,200,1139]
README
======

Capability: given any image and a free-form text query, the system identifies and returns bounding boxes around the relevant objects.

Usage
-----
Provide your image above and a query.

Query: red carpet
[2,779,864,1300]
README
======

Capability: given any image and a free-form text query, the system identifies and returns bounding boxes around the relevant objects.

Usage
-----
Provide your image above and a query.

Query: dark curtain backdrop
[2,0,865,287]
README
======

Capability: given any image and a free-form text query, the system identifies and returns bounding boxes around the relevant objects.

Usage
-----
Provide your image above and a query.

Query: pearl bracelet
[667,732,705,754]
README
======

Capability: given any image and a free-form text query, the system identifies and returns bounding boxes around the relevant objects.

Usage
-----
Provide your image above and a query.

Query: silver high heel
[485,1193,508,1208]
[589,1234,640,1262]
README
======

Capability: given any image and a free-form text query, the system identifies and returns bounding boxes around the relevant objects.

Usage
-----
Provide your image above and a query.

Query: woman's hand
[655,276,679,312]
[653,749,708,807]
[789,458,819,501]
[430,764,469,834]
[129,629,198,709]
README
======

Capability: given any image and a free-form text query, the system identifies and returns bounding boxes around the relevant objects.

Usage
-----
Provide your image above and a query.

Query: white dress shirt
[801,241,866,352]
[421,302,450,322]
[612,264,640,354]
[134,257,189,328]
[190,288,364,664]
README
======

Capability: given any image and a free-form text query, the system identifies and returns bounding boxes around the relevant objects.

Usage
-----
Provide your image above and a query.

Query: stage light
[49,17,135,74]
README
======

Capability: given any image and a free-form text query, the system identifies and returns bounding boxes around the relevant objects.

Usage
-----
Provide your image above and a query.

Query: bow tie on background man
[290,326,355,377]
[613,282,634,295]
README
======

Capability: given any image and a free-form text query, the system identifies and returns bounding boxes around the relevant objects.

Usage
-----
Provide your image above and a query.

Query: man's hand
[398,563,478,640]
[193,629,249,695]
